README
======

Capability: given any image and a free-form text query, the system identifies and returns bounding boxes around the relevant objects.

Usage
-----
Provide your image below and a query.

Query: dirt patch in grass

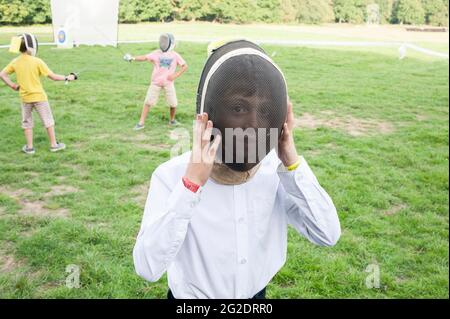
[120,132,172,152]
[0,186,31,198]
[0,244,21,273]
[384,204,407,216]
[295,112,394,136]
[130,182,150,207]
[0,255,18,273]
[121,133,152,143]
[0,206,8,220]
[95,133,113,140]
[395,275,409,285]
[18,200,70,218]
[26,172,40,178]
[0,185,76,218]
[416,114,428,121]
[71,142,85,150]
[45,185,79,197]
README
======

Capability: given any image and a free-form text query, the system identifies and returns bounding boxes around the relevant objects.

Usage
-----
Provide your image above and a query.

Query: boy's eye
[233,105,248,113]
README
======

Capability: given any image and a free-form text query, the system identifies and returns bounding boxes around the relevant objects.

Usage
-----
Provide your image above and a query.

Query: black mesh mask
[159,33,175,52]
[196,40,288,172]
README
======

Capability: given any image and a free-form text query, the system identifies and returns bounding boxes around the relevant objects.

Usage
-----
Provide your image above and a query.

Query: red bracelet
[182,176,200,193]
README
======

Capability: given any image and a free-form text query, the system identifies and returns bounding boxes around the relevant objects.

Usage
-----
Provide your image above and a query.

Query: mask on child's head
[159,33,175,52]
[196,40,288,172]
[9,33,38,56]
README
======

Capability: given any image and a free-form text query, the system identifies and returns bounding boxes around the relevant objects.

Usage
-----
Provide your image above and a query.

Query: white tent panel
[50,0,120,47]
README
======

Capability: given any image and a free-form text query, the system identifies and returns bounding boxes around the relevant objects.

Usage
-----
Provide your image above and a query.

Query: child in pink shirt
[125,34,188,129]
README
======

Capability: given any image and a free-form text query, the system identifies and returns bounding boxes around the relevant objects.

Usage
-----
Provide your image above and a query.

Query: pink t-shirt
[145,50,186,87]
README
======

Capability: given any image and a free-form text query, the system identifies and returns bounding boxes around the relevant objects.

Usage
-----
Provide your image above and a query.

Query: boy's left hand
[11,83,20,91]
[278,101,299,167]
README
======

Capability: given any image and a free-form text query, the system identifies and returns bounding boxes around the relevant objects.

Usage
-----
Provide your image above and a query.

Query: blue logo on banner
[58,30,66,44]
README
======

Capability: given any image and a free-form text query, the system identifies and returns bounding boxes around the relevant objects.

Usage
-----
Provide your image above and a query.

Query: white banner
[50,0,120,47]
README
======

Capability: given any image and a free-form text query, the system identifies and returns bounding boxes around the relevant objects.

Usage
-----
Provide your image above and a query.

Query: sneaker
[169,120,179,126]
[22,145,35,154]
[133,123,145,131]
[50,142,66,152]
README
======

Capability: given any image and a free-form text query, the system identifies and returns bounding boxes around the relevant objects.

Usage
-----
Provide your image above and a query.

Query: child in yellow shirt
[0,33,77,154]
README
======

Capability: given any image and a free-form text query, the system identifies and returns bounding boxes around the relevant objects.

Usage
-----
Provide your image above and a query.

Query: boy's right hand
[11,84,20,91]
[184,113,221,186]
[123,53,134,62]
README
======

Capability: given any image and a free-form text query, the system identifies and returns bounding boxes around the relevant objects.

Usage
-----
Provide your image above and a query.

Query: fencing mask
[159,33,175,52]
[9,33,38,56]
[196,40,288,172]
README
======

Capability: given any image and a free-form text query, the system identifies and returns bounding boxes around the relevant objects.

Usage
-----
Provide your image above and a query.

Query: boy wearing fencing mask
[133,40,341,299]
[125,33,188,129]
[0,33,77,154]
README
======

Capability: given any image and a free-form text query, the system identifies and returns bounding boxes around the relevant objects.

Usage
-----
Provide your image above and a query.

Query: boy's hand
[278,101,299,167]
[184,113,222,186]
[168,64,187,82]
[123,53,134,62]
[11,83,20,91]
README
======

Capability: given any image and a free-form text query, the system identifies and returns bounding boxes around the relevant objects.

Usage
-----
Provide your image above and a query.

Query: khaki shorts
[145,83,178,107]
[21,101,55,129]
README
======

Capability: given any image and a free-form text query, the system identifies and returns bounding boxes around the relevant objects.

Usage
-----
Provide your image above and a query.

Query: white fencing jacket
[133,150,341,299]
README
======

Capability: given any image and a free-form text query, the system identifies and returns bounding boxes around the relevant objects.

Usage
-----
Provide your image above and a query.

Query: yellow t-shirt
[2,54,52,103]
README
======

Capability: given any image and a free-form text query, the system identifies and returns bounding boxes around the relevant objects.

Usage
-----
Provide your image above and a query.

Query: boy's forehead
[218,93,273,105]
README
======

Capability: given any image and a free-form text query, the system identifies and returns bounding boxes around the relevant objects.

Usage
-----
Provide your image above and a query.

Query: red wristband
[182,176,200,193]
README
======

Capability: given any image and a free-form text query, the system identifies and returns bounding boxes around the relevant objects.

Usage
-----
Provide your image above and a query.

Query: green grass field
[0,31,448,298]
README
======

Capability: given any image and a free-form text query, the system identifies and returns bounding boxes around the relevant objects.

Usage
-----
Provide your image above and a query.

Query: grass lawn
[0,38,448,298]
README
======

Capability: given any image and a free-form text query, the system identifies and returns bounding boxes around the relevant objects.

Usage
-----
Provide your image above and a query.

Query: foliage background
[0,0,448,26]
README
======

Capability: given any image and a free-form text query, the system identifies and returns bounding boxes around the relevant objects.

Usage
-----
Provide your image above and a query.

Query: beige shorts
[145,83,178,107]
[21,101,55,129]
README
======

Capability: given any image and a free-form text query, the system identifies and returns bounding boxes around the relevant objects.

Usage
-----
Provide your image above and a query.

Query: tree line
[0,0,448,26]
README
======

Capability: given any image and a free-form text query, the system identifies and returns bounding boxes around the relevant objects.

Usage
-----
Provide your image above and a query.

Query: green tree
[0,0,30,25]
[297,0,335,24]
[280,0,298,22]
[209,0,257,23]
[119,0,141,23]
[393,0,425,24]
[255,0,282,23]
[280,0,334,23]
[422,0,449,26]
[0,0,53,25]
[28,0,52,24]
[333,0,368,23]
[371,0,395,23]
[174,0,210,21]
[139,0,173,22]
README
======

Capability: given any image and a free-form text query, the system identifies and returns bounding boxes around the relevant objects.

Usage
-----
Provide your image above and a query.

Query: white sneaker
[50,142,66,152]
[22,145,35,154]
[133,123,145,131]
